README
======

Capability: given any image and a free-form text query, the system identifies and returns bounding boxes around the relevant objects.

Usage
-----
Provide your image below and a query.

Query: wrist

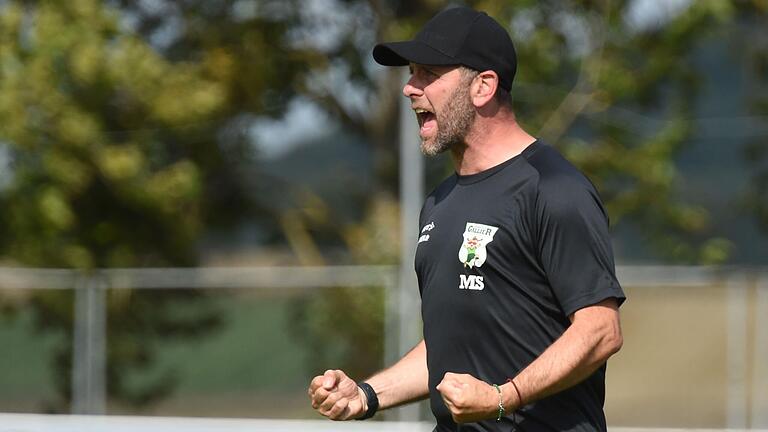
[503,379,524,410]
[490,383,505,421]
[357,386,369,416]
[355,382,379,420]
[499,383,515,411]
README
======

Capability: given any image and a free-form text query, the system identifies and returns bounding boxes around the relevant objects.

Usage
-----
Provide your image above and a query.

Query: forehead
[409,63,461,74]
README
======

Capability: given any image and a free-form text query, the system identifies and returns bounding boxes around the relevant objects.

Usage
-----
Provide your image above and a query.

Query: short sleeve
[536,177,625,317]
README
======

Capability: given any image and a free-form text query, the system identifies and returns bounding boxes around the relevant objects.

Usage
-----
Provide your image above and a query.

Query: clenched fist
[308,369,367,420]
[436,372,498,424]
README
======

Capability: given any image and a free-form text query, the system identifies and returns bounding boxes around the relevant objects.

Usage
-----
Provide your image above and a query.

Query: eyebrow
[409,64,441,75]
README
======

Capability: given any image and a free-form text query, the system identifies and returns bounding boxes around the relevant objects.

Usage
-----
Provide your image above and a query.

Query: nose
[402,75,423,99]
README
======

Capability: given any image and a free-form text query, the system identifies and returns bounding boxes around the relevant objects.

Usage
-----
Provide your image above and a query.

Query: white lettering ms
[459,274,484,290]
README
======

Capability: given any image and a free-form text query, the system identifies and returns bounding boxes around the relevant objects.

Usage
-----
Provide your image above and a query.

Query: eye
[409,65,440,82]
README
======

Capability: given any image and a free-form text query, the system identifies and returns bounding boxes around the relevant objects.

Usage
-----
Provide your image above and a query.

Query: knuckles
[332,399,348,416]
[326,401,345,419]
[308,376,326,398]
[323,391,341,406]
[310,371,357,420]
[439,386,466,408]
[446,391,466,408]
[308,370,361,420]
[443,372,467,380]
[313,387,329,401]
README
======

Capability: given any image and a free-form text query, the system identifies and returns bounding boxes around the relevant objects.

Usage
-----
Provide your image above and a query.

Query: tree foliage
[739,4,768,236]
[0,0,766,412]
[0,0,252,410]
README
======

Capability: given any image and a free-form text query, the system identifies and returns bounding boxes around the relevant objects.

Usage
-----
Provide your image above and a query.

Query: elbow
[601,324,623,359]
[606,330,623,356]
[572,300,624,362]
[588,315,622,362]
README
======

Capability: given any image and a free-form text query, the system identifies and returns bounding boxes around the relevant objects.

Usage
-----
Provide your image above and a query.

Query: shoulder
[420,174,458,223]
[423,174,457,207]
[523,141,608,222]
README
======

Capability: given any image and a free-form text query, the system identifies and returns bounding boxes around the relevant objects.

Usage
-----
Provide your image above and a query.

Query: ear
[470,70,499,108]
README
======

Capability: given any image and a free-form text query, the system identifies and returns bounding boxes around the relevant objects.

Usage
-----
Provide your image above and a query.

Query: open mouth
[414,108,437,136]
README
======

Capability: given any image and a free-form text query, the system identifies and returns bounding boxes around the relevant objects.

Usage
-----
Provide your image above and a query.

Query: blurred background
[0,0,767,429]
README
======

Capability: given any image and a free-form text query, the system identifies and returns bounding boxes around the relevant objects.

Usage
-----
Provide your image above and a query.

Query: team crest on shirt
[458,222,499,269]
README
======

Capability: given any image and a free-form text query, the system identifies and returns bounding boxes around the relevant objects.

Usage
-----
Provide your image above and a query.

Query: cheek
[425,86,451,111]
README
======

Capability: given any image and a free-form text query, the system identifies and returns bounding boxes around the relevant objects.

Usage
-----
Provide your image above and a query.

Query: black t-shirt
[415,141,625,432]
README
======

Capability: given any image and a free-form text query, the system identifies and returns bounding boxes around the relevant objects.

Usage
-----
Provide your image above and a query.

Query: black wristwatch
[356,381,379,420]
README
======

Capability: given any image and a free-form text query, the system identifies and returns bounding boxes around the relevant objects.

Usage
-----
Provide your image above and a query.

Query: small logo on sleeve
[418,221,435,244]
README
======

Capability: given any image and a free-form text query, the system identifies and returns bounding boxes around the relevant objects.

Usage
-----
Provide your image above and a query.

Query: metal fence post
[71,274,107,415]
[390,67,425,422]
[753,275,768,428]
[726,274,748,428]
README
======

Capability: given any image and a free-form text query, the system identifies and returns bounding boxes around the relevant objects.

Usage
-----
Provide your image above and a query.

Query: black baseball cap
[373,7,517,91]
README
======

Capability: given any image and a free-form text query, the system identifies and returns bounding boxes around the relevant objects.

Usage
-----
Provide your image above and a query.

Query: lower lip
[420,115,437,137]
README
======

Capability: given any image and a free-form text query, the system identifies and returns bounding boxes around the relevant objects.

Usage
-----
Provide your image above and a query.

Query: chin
[420,141,439,157]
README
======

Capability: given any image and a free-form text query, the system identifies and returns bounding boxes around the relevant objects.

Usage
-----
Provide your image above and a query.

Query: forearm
[365,339,430,410]
[501,300,622,409]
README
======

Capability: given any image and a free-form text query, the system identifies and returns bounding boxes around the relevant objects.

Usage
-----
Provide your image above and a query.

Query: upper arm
[569,297,620,324]
[535,176,626,316]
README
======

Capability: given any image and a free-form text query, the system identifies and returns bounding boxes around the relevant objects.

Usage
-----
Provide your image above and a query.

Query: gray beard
[420,85,476,157]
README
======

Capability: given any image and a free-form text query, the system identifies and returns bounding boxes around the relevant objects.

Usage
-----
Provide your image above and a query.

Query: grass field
[0,293,315,417]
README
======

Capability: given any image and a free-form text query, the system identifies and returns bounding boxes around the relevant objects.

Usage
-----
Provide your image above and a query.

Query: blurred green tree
[740,5,768,237]
[1,0,766,412]
[0,0,283,411]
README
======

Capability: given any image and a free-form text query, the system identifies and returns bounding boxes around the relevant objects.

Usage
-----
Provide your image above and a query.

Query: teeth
[414,108,428,114]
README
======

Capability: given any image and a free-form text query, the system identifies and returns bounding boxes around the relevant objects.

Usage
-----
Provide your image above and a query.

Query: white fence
[0,414,433,432]
[0,413,766,432]
[0,266,402,417]
[0,265,766,428]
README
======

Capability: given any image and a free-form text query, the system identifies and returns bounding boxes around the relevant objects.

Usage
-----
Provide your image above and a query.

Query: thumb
[323,369,341,390]
[436,380,445,393]
[438,372,456,389]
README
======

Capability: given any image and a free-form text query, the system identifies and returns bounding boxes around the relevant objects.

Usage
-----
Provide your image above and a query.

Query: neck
[450,110,536,176]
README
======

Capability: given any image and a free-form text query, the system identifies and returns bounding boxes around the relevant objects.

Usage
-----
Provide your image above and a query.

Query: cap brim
[373,41,457,67]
